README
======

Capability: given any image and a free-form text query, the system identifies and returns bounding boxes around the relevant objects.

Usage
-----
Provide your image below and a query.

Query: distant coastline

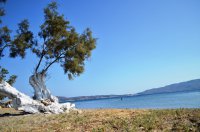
[58,79,200,102]
[58,94,134,102]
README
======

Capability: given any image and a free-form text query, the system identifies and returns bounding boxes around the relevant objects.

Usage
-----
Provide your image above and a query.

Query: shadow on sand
[0,112,30,117]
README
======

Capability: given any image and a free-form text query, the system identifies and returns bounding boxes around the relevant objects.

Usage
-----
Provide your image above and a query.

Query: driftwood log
[0,81,75,114]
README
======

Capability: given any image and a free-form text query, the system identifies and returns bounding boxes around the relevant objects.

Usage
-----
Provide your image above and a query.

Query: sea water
[73,91,200,109]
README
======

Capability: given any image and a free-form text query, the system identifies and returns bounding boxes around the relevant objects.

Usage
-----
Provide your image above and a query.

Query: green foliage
[0,26,11,57]
[0,0,33,59]
[0,0,18,100]
[0,66,17,84]
[0,0,6,3]
[0,0,6,24]
[0,66,17,100]
[10,20,34,58]
[0,1,96,90]
[0,66,8,82]
[33,2,96,79]
[7,75,17,86]
[0,0,17,87]
[0,9,4,24]
[0,0,10,58]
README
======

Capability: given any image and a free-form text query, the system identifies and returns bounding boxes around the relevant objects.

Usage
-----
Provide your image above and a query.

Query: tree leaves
[0,0,11,58]
[0,26,11,58]
[0,0,18,100]
[0,66,8,82]
[9,20,34,58]
[7,75,17,86]
[0,0,6,24]
[0,1,96,81]
[0,66,17,100]
[0,66,17,85]
[33,2,96,80]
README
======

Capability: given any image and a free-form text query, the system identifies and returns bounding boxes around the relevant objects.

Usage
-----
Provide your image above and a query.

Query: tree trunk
[0,80,75,114]
[29,72,58,103]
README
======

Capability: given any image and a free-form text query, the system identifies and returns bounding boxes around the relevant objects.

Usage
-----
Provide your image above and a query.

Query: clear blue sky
[1,0,200,97]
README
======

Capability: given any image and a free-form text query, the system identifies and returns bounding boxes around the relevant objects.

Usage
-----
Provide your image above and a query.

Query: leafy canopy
[0,0,17,100]
[0,2,96,81]
[0,66,17,85]
[0,0,33,59]
[33,2,96,79]
[0,0,17,89]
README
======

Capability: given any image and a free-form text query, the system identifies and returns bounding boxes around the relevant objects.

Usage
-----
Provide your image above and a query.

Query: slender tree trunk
[29,72,58,102]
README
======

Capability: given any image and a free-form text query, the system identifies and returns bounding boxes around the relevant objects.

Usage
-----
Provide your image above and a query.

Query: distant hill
[58,79,200,102]
[138,79,200,95]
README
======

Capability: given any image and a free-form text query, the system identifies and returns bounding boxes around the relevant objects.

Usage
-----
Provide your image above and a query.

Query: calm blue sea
[73,91,200,109]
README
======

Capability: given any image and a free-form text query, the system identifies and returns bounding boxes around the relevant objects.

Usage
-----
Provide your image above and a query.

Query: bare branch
[35,41,46,73]
[42,53,64,73]
[35,51,44,73]
[0,43,12,56]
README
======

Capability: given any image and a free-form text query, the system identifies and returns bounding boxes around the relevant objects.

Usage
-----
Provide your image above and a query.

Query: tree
[0,2,96,113]
[29,2,96,102]
[0,67,17,85]
[0,66,16,100]
[0,0,17,100]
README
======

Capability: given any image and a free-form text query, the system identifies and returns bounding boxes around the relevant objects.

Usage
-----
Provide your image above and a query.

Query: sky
[1,0,200,97]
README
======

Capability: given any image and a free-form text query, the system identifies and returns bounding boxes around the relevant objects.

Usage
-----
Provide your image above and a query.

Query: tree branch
[35,41,46,73]
[0,43,12,56]
[42,42,80,73]
[35,51,44,73]
[0,43,11,51]
[42,53,65,73]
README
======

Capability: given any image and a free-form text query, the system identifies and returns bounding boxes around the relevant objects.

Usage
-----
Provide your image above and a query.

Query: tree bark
[0,80,75,114]
[29,72,58,102]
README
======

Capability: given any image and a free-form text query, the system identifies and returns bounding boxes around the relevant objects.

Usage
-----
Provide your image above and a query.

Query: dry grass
[0,108,199,131]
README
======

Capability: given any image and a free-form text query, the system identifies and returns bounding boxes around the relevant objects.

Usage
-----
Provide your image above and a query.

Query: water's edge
[69,91,200,109]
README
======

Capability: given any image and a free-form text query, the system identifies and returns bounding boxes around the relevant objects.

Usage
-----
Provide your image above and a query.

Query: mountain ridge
[138,79,200,95]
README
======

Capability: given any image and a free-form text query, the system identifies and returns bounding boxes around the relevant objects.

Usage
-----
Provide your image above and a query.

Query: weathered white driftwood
[0,81,75,114]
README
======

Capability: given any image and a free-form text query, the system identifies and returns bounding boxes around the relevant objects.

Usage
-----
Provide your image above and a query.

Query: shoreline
[59,90,200,102]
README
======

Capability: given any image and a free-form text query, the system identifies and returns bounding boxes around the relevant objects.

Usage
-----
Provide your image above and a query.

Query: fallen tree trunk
[0,81,75,114]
